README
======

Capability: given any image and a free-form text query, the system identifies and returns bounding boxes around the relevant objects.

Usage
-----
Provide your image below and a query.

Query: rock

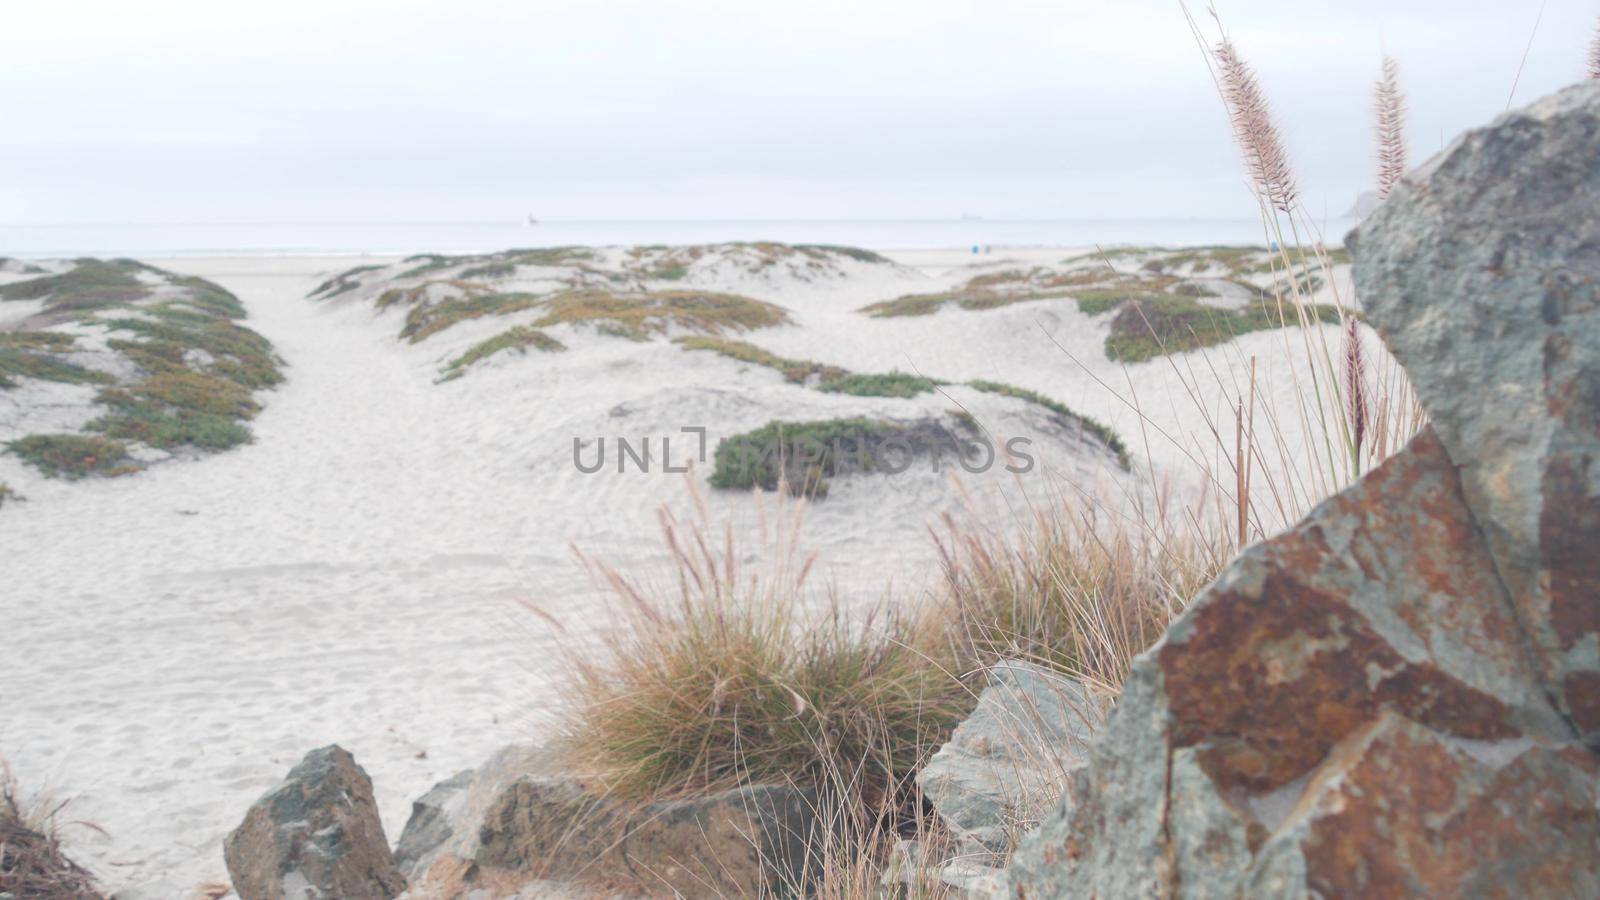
[399,744,823,897]
[1352,81,1600,744]
[915,661,1096,854]
[392,767,473,877]
[1247,712,1600,897]
[478,776,819,896]
[1007,83,1600,898]
[224,745,406,900]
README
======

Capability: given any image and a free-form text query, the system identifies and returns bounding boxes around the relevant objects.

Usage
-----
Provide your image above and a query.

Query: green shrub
[794,244,891,264]
[310,264,385,299]
[709,418,908,497]
[7,434,130,478]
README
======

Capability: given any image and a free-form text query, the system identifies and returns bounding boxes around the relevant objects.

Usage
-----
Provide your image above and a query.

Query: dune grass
[0,259,152,314]
[402,289,790,344]
[439,326,566,381]
[1103,293,1342,363]
[0,347,114,389]
[676,336,848,384]
[965,380,1129,470]
[561,498,972,804]
[6,434,131,479]
[817,372,941,398]
[310,264,385,299]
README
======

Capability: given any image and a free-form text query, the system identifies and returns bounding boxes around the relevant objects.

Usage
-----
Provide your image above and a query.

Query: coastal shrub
[1104,293,1341,363]
[0,483,14,508]
[966,380,1129,470]
[7,434,130,479]
[817,371,940,398]
[438,326,566,380]
[708,418,906,497]
[675,336,847,384]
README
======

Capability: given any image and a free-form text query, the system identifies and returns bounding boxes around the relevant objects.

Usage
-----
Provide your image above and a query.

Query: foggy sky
[1,0,1593,223]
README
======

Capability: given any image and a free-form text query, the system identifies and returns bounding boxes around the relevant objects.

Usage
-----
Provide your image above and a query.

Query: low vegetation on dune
[707,417,924,497]
[680,337,1130,475]
[967,379,1129,469]
[1,259,283,477]
[1104,293,1342,363]
[0,482,15,508]
[438,326,566,381]
[309,264,385,299]
[675,336,848,384]
[816,371,941,398]
[6,434,131,479]
[400,287,792,344]
[398,246,595,280]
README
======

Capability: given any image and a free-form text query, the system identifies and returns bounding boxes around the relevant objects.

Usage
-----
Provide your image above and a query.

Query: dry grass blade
[1213,39,1299,214]
[1374,55,1408,199]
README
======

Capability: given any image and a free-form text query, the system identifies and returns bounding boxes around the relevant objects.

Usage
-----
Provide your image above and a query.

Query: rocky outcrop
[1007,82,1600,897]
[397,745,824,898]
[224,745,406,900]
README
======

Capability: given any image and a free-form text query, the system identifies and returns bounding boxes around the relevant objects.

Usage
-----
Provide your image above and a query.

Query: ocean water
[0,218,1357,258]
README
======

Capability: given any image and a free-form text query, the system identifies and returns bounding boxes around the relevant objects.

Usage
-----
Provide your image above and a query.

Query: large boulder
[224,745,406,900]
[1008,82,1600,897]
[1351,81,1600,743]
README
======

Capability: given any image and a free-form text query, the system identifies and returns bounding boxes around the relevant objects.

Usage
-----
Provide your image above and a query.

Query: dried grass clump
[1,761,103,899]
[560,493,970,804]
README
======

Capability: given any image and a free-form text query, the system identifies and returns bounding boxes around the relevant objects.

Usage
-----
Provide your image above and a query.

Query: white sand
[0,247,1356,897]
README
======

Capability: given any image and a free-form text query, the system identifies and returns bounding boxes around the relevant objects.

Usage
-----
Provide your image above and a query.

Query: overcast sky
[0,0,1593,224]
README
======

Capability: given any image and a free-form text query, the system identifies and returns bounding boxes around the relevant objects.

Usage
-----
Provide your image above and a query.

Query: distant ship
[526,214,540,226]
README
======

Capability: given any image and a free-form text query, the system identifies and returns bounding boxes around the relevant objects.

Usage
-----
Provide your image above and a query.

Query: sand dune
[0,244,1356,896]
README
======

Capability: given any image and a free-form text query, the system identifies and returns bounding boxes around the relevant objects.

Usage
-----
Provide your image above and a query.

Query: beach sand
[0,247,1350,896]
